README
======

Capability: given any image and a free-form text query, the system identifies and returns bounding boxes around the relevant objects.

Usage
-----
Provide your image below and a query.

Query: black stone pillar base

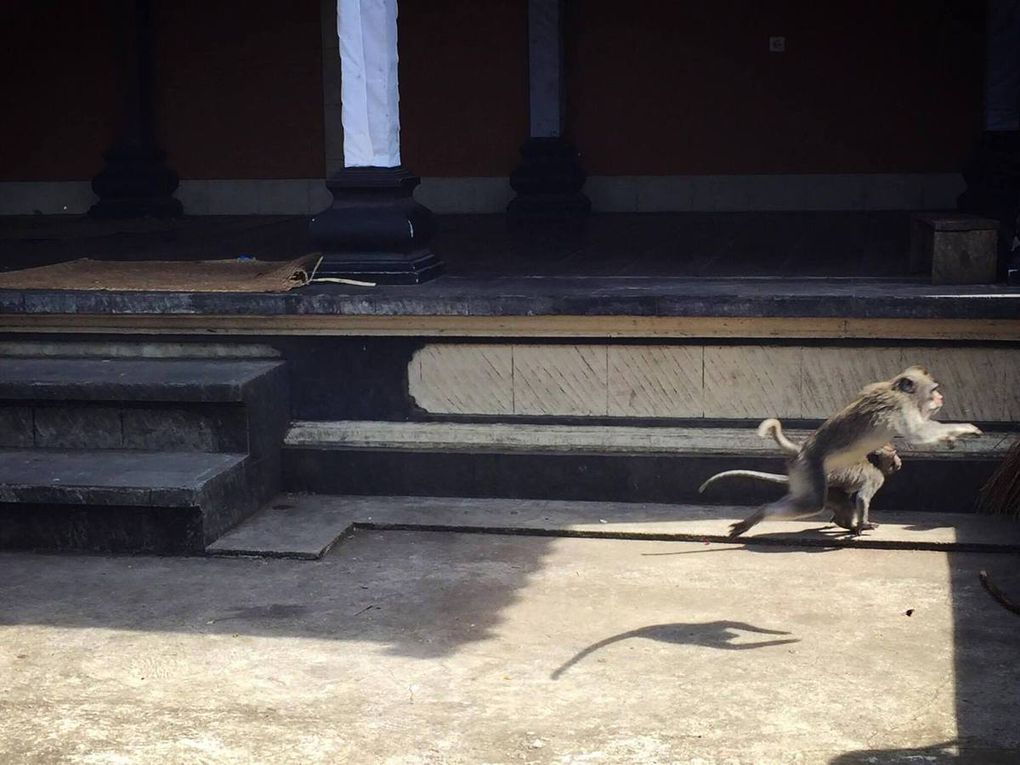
[507,138,590,261]
[957,130,1020,283]
[89,141,182,219]
[507,137,591,219]
[309,166,443,285]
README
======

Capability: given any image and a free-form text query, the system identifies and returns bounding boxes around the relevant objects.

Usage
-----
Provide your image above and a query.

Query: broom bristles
[976,437,1020,519]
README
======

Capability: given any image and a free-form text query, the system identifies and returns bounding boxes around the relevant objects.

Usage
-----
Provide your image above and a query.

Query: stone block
[911,214,998,283]
[607,346,703,417]
[121,405,247,452]
[513,345,608,416]
[410,344,513,416]
[281,443,1000,513]
[33,406,123,449]
[0,407,34,448]
[905,347,1018,422]
[800,347,905,419]
[0,358,286,403]
[703,346,803,419]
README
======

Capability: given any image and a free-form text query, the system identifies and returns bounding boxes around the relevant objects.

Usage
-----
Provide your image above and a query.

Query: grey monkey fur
[699,418,901,535]
[711,367,980,539]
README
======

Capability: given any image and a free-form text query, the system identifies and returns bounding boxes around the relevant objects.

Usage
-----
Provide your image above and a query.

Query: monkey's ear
[893,376,916,394]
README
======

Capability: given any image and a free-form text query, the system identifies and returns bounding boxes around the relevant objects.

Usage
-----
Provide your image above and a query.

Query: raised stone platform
[1,277,1018,322]
[1,213,1018,325]
[209,494,1020,559]
[0,449,246,506]
[0,450,249,554]
[283,421,1011,514]
[0,356,290,553]
[0,358,286,402]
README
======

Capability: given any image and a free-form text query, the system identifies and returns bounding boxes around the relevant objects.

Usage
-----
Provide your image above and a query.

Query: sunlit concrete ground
[2,529,1019,764]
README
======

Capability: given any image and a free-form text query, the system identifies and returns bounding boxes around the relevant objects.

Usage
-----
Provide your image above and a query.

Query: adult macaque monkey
[726,366,981,539]
[699,419,901,534]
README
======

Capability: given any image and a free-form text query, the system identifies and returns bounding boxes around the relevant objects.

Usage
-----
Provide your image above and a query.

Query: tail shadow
[551,620,799,679]
[641,528,852,557]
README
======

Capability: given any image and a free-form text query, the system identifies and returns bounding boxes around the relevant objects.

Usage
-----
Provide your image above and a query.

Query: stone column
[507,0,590,219]
[309,0,442,284]
[958,0,1020,283]
[89,0,181,219]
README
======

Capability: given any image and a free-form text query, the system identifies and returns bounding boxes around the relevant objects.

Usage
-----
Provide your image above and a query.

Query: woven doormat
[0,255,317,293]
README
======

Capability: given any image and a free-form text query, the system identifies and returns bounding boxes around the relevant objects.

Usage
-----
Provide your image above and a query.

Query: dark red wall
[0,0,984,182]
[566,0,984,174]
[0,1,120,181]
[398,0,529,176]
[152,0,324,179]
[0,0,324,182]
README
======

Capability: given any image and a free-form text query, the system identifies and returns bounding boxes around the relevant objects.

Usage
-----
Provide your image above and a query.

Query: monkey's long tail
[979,570,1020,617]
[757,418,800,456]
[699,470,789,494]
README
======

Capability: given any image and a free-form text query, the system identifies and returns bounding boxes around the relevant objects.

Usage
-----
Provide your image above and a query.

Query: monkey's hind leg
[848,484,881,536]
[728,498,824,539]
[830,493,879,536]
[728,508,767,538]
[729,455,827,538]
[853,497,879,535]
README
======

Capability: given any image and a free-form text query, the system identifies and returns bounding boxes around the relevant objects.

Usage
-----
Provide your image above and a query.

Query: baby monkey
[699,419,901,535]
[721,366,980,539]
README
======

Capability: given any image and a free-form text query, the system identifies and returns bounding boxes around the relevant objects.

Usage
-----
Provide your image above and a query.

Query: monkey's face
[893,367,942,419]
[868,443,902,475]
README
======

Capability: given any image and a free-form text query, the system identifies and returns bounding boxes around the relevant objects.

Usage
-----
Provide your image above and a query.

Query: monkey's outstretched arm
[896,410,982,446]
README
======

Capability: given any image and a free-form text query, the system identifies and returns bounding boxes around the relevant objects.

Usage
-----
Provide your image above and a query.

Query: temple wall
[0,0,984,212]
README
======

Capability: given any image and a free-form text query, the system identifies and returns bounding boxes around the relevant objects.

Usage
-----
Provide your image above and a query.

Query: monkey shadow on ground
[826,739,1020,765]
[901,522,957,532]
[550,620,799,680]
[641,527,853,557]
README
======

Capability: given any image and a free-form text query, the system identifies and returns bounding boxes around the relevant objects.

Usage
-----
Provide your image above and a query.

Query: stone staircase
[277,339,1019,515]
[282,420,1014,514]
[0,357,288,553]
[1,309,1017,555]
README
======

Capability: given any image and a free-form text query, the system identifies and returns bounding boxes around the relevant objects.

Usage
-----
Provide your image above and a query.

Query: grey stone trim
[0,174,965,215]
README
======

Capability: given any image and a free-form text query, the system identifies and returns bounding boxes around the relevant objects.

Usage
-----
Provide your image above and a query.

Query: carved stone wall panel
[800,347,906,418]
[703,346,804,419]
[407,343,1019,422]
[410,344,514,415]
[513,345,608,416]
[607,346,703,417]
[908,347,1011,422]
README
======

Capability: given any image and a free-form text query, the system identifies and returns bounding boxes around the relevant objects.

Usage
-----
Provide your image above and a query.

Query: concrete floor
[209,495,1020,559]
[2,529,1019,764]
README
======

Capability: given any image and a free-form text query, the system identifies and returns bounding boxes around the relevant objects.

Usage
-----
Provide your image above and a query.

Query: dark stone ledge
[0,277,1018,320]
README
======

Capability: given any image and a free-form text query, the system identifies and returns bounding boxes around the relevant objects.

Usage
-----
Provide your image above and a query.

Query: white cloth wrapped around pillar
[338,0,401,167]
[309,0,441,283]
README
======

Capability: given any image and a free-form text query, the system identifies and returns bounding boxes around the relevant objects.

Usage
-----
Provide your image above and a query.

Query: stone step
[209,494,1020,560]
[0,358,286,403]
[283,421,1015,514]
[0,449,258,553]
[0,358,289,458]
[0,402,249,452]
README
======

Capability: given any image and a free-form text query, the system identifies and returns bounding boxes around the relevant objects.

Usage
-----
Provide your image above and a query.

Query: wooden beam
[0,314,1018,341]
